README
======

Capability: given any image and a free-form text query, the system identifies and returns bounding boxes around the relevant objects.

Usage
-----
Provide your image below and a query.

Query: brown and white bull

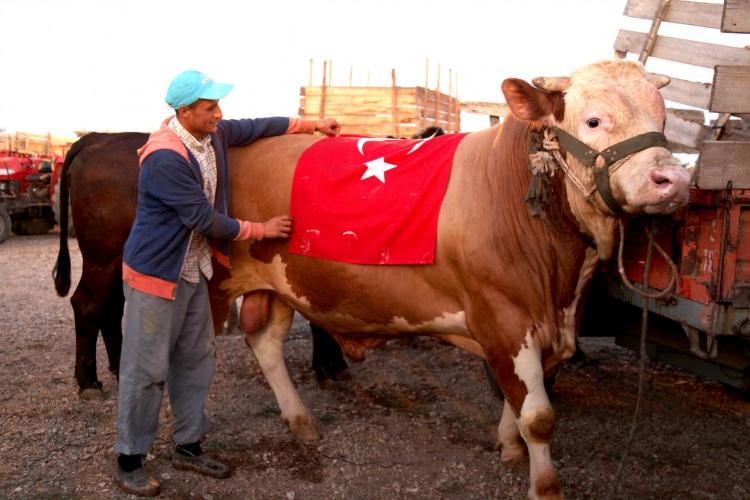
[215,60,690,499]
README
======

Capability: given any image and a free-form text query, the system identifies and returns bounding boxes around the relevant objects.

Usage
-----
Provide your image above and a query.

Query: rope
[617,220,678,299]
[542,129,598,200]
[609,225,654,499]
[609,219,678,499]
[536,128,682,497]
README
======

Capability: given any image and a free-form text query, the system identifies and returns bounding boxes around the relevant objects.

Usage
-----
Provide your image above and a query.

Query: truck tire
[13,215,55,236]
[52,173,75,238]
[0,208,10,243]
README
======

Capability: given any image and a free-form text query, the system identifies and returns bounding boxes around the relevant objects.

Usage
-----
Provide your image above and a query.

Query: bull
[212,60,690,499]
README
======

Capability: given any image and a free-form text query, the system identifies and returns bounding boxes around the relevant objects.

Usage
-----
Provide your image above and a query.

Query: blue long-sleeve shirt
[123,115,290,299]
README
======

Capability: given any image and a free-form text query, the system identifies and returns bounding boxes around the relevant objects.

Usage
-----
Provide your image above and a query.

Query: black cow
[53,132,348,398]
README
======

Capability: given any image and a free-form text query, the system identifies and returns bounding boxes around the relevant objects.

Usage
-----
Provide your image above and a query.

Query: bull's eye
[586,118,600,128]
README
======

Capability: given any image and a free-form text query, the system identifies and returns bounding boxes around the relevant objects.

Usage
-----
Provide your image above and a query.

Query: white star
[361,156,398,183]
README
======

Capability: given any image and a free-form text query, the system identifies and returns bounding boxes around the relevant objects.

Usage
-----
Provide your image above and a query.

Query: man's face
[179,99,222,138]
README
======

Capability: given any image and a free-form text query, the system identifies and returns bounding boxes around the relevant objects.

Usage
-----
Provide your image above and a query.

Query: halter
[529,127,670,215]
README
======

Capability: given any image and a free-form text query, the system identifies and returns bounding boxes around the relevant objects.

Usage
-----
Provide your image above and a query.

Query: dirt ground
[1,232,749,499]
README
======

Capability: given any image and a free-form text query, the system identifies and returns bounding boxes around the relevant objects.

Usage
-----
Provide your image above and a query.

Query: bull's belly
[289,302,481,361]
[223,252,483,359]
[290,301,468,337]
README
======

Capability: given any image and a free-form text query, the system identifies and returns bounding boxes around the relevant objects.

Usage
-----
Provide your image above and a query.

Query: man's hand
[316,118,341,136]
[263,215,293,239]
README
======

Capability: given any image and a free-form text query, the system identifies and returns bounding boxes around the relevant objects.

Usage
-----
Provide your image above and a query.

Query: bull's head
[501,59,691,257]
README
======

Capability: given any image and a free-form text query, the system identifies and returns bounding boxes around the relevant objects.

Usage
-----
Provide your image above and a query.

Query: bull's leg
[497,399,526,463]
[241,293,319,442]
[310,322,350,384]
[489,342,561,500]
[224,298,241,335]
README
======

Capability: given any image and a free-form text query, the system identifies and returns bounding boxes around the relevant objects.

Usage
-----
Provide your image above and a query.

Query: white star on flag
[361,156,398,183]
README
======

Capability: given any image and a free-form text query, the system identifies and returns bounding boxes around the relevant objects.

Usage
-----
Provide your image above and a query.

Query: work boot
[114,457,160,497]
[172,443,231,479]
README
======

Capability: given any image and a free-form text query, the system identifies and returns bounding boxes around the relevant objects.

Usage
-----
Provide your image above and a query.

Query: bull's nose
[650,169,673,187]
[648,166,691,206]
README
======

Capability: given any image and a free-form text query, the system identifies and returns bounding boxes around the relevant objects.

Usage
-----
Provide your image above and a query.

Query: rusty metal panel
[727,205,750,305]
[678,204,723,304]
[599,274,721,335]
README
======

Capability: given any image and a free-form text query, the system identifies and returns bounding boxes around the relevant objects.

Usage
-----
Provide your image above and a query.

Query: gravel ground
[0,232,749,499]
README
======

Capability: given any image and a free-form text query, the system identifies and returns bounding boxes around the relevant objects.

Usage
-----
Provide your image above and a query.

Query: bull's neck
[487,118,589,251]
[462,119,594,303]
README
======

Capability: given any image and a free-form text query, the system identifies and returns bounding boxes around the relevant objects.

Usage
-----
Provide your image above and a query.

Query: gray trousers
[115,276,215,456]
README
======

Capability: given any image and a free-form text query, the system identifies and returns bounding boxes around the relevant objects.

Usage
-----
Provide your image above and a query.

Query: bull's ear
[501,78,556,122]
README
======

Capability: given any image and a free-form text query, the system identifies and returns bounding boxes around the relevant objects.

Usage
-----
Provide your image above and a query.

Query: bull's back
[227,134,316,222]
[225,134,469,338]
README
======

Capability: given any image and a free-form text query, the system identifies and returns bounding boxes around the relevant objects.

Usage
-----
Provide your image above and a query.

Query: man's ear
[501,78,558,123]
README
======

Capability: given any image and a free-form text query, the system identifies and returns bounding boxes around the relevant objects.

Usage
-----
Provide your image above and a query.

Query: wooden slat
[722,119,750,141]
[391,69,400,137]
[460,101,510,117]
[420,88,459,107]
[614,29,750,68]
[659,75,712,109]
[710,65,750,112]
[303,87,456,108]
[319,61,328,119]
[639,0,674,64]
[300,111,420,125]
[303,87,404,98]
[722,0,750,33]
[669,108,705,123]
[301,100,454,118]
[696,141,750,189]
[665,109,711,149]
[303,96,404,108]
[624,0,722,29]
[339,124,419,137]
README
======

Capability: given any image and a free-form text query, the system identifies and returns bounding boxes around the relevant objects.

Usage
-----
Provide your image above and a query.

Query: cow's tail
[53,135,93,296]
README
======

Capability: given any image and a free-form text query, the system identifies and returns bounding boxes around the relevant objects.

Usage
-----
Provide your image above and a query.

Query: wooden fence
[614,0,750,188]
[299,64,460,137]
[0,131,74,157]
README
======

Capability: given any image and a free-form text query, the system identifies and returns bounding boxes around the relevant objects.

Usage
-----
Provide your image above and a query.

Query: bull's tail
[53,134,96,296]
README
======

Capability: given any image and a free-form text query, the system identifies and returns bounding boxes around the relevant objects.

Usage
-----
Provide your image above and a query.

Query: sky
[0,0,739,138]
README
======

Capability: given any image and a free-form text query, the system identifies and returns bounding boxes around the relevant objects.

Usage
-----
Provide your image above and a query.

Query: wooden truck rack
[584,0,750,391]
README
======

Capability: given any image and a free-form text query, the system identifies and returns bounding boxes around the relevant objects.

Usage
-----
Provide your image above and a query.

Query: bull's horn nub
[532,76,571,92]
[646,73,671,89]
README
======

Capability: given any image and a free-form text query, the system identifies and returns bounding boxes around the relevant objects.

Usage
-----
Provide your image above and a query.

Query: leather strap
[599,132,668,166]
[550,127,670,214]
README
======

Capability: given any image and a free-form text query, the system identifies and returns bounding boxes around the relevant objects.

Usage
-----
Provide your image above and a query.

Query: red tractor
[0,153,62,243]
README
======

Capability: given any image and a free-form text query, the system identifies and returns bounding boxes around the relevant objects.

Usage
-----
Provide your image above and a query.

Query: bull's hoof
[498,441,527,464]
[79,387,106,401]
[332,368,352,381]
[221,326,243,336]
[317,378,335,390]
[529,468,563,500]
[288,414,320,443]
[316,368,353,389]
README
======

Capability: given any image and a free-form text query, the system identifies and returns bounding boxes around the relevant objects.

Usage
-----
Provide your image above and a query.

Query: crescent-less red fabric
[289,133,467,264]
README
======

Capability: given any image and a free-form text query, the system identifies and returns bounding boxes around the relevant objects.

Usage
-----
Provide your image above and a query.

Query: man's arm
[142,151,240,240]
[220,116,341,148]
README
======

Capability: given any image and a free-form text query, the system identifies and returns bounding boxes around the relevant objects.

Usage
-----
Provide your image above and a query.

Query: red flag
[289,133,467,264]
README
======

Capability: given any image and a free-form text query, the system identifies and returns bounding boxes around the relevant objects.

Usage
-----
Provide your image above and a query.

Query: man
[114,69,340,497]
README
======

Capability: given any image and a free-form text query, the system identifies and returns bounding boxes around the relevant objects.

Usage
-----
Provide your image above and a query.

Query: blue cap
[165,70,234,109]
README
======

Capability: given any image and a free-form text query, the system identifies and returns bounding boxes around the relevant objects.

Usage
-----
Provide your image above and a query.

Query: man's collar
[169,117,211,150]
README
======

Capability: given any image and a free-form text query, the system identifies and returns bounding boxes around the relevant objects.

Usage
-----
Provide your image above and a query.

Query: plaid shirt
[169,117,217,282]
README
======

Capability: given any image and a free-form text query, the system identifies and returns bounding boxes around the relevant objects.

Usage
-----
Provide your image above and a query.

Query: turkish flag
[289,133,467,264]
